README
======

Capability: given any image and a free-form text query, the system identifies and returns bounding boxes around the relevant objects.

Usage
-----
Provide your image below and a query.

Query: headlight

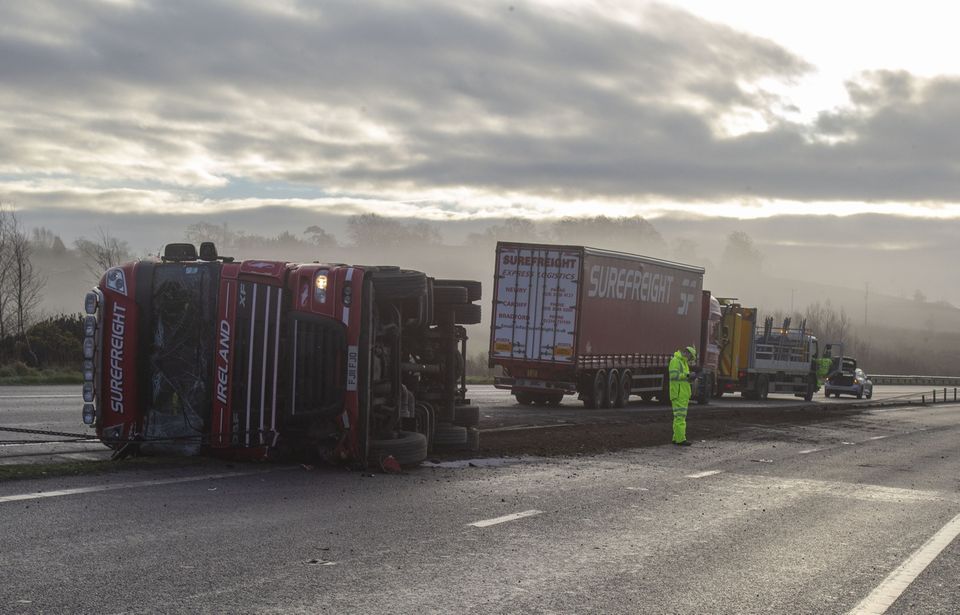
[314,271,328,303]
[83,315,97,337]
[105,268,127,296]
[83,337,95,359]
[85,292,99,315]
[82,404,96,426]
[82,382,95,402]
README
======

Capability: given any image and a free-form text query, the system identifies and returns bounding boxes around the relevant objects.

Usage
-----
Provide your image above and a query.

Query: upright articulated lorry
[715,299,820,401]
[81,242,482,466]
[489,242,716,408]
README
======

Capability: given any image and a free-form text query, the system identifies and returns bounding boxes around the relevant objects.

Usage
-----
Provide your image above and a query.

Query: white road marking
[0,441,103,448]
[799,448,822,454]
[468,509,543,528]
[0,395,79,399]
[847,511,960,615]
[685,470,722,479]
[0,470,269,505]
[868,436,888,441]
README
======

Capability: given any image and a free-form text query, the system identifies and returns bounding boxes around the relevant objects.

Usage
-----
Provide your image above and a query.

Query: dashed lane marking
[685,470,722,479]
[0,395,80,399]
[468,509,544,528]
[799,448,822,454]
[0,470,272,505]
[867,436,889,440]
[848,511,960,615]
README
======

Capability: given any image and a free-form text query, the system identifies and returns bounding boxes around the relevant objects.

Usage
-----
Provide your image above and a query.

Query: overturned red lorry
[82,242,481,465]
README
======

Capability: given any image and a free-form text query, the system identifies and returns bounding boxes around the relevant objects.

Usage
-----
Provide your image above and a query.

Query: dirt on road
[467,404,871,459]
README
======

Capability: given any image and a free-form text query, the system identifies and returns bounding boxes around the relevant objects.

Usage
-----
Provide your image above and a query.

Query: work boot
[673,441,692,446]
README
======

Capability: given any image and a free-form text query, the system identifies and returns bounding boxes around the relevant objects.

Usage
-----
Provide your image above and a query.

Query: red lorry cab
[82,243,481,464]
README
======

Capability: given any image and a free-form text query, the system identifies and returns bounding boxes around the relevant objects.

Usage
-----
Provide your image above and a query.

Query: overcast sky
[3,0,960,226]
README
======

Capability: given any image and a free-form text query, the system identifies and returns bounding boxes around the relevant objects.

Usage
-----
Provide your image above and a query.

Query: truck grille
[232,281,285,446]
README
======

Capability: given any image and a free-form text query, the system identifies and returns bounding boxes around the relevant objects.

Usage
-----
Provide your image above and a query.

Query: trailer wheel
[546,392,563,407]
[608,370,623,408]
[435,279,482,302]
[804,376,816,401]
[595,370,610,409]
[371,269,428,300]
[618,370,632,407]
[639,392,654,403]
[367,431,428,466]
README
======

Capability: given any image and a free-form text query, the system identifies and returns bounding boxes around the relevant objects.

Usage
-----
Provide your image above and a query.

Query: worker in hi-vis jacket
[669,345,698,446]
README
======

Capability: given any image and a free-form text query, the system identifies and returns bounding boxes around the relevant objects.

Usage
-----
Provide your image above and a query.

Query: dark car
[824,357,873,399]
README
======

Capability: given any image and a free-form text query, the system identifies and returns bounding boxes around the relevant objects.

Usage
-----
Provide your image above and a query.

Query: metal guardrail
[870,374,960,386]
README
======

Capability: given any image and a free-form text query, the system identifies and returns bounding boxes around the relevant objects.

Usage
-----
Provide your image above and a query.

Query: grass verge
[0,456,213,482]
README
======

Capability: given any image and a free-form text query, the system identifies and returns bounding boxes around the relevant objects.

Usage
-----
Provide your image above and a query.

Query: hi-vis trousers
[671,402,688,443]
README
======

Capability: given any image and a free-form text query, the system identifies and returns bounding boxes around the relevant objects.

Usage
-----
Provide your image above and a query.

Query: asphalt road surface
[0,384,952,464]
[1,388,958,613]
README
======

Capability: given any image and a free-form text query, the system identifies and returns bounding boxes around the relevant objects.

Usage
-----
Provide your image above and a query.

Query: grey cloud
[1,1,959,207]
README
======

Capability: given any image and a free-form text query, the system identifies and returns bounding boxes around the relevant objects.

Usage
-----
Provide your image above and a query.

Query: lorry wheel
[639,392,654,403]
[757,375,769,400]
[453,404,480,427]
[451,303,482,325]
[595,370,610,409]
[515,392,534,406]
[367,431,428,466]
[546,392,563,407]
[433,423,468,448]
[608,370,623,408]
[619,370,632,407]
[697,373,712,405]
[435,279,482,302]
[433,285,468,304]
[804,377,815,401]
[372,269,428,300]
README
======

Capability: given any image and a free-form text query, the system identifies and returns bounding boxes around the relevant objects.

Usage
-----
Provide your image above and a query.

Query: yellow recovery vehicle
[715,299,821,401]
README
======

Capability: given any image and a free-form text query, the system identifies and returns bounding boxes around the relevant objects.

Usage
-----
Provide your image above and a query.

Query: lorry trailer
[81,242,482,466]
[489,242,713,408]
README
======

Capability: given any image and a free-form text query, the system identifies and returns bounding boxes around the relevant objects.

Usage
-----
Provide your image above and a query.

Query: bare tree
[75,227,131,280]
[5,210,45,342]
[0,205,12,340]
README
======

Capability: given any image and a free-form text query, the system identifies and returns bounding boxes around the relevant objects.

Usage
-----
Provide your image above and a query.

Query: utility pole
[864,282,869,327]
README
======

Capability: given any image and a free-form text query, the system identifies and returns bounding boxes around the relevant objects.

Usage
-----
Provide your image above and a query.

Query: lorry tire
[595,370,610,409]
[433,285,468,304]
[433,423,468,448]
[697,373,712,405]
[618,370,632,407]
[608,370,622,408]
[435,279,482,302]
[515,392,534,406]
[757,375,769,400]
[546,392,564,407]
[451,303,482,325]
[453,404,480,427]
[372,269,428,300]
[368,431,428,466]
